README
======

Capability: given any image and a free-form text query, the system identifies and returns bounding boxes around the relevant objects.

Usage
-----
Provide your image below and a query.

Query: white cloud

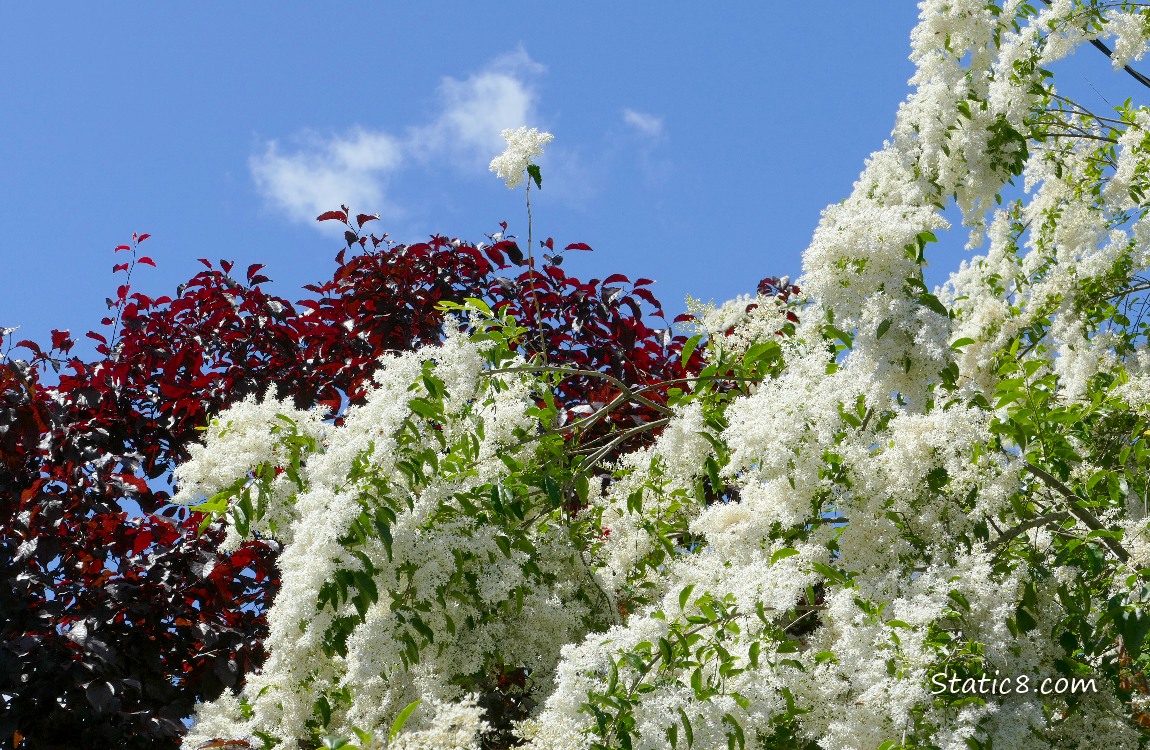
[410,49,545,166]
[250,129,402,224]
[250,50,545,227]
[622,108,664,139]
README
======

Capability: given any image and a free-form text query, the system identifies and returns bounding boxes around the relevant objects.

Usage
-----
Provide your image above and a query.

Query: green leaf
[678,707,694,748]
[411,615,435,644]
[705,456,722,494]
[1119,608,1150,659]
[389,699,422,742]
[917,292,949,317]
[690,666,704,696]
[876,318,892,340]
[527,163,543,190]
[770,548,800,565]
[408,397,439,420]
[374,517,394,563]
[824,325,854,348]
[659,637,675,667]
[811,562,850,586]
[1015,605,1037,633]
[679,584,696,612]
[315,696,332,727]
[464,297,492,315]
[682,334,704,366]
[723,713,745,750]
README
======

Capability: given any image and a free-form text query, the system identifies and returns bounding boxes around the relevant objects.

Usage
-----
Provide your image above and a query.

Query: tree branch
[485,365,676,417]
[1039,0,1150,91]
[989,510,1071,554]
[1023,462,1129,562]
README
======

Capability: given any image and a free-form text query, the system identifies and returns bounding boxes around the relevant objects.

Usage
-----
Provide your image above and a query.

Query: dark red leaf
[220,260,234,275]
[316,210,347,223]
[114,473,149,494]
[137,256,157,267]
[484,245,506,266]
[137,233,151,243]
[356,213,379,228]
[633,288,662,308]
[86,331,108,344]
[565,242,592,251]
[247,263,266,281]
[113,263,130,273]
[115,245,131,253]
[85,680,118,713]
[499,241,524,266]
[344,230,357,247]
[604,273,630,285]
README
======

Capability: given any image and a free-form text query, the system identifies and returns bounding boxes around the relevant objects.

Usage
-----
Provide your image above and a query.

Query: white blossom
[488,126,553,188]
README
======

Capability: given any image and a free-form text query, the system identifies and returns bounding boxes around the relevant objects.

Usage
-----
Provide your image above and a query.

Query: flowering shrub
[0,209,714,748]
[179,2,1150,749]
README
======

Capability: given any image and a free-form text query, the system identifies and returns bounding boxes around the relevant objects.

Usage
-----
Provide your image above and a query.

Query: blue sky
[1,4,1145,357]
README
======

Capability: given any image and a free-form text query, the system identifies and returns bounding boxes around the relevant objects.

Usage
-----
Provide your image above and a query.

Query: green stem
[525,179,547,364]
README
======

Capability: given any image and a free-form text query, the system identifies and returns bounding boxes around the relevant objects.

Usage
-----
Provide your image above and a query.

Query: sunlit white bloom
[390,695,489,750]
[1109,11,1150,70]
[489,126,553,188]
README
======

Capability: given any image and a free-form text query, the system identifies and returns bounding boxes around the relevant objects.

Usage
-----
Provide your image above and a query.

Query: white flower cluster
[488,126,553,189]
[173,384,329,550]
[389,695,489,750]
[685,291,789,360]
[1109,10,1150,70]
[173,385,328,507]
[183,327,595,749]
